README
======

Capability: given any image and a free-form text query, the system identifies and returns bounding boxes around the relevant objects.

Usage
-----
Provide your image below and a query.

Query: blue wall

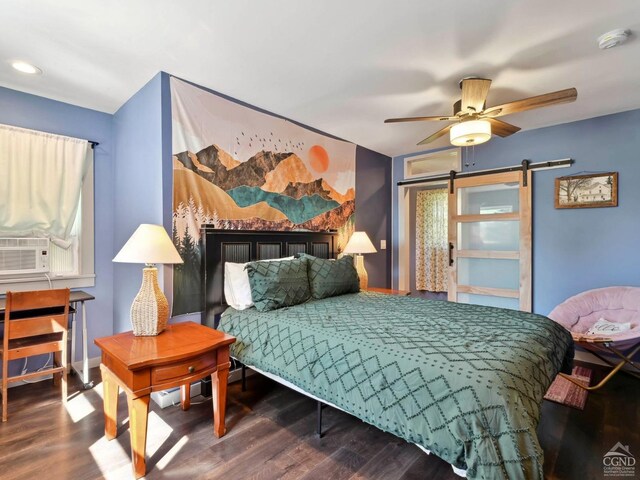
[0,86,114,360]
[355,145,392,287]
[112,73,165,333]
[392,109,640,315]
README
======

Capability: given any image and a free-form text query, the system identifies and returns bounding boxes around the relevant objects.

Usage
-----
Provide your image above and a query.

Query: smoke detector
[597,29,631,49]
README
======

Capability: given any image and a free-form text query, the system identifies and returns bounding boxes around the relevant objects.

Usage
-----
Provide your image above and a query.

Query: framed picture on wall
[555,172,618,209]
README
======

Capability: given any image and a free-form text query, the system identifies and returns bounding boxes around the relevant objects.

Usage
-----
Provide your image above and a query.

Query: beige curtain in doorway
[416,189,448,292]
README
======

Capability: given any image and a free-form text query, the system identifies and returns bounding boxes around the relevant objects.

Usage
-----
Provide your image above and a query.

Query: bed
[202,228,574,480]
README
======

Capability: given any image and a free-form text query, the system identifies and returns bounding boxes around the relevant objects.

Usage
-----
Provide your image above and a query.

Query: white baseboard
[9,373,54,388]
[70,355,102,371]
[9,355,101,389]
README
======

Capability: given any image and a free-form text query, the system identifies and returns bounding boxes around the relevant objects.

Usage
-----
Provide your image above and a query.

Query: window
[47,161,95,283]
[0,125,95,293]
[404,148,461,179]
[49,199,81,276]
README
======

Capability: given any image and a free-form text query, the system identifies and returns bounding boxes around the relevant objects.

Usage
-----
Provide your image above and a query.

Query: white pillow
[224,257,294,310]
[224,261,254,310]
[587,318,631,336]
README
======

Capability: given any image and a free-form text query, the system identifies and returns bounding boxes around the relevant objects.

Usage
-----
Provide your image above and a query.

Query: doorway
[411,186,448,300]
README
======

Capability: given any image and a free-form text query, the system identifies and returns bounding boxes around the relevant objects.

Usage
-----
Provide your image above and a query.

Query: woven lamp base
[354,254,369,290]
[130,266,169,336]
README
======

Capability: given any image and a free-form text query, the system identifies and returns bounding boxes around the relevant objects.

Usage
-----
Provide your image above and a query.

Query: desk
[0,290,95,388]
[95,322,236,479]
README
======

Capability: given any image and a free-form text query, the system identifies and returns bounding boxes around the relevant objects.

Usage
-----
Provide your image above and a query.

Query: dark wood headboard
[201,228,337,327]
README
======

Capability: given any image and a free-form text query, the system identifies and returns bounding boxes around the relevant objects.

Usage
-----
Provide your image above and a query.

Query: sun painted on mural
[309,145,330,173]
[170,78,356,315]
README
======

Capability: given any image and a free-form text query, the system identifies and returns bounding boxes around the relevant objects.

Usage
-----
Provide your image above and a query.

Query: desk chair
[1,288,70,422]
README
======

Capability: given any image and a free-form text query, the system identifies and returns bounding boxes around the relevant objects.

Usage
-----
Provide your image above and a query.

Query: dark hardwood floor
[0,363,637,479]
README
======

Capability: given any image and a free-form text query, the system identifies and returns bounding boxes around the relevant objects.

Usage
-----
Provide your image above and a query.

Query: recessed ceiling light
[11,61,43,75]
[597,29,631,49]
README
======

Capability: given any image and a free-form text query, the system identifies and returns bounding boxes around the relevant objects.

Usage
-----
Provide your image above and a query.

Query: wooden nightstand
[94,321,235,479]
[365,287,411,296]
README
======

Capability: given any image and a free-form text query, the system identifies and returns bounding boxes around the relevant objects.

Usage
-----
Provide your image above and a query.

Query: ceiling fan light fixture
[450,120,491,146]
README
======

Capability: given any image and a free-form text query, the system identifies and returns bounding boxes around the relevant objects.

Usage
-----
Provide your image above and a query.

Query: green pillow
[245,257,311,312]
[298,253,360,299]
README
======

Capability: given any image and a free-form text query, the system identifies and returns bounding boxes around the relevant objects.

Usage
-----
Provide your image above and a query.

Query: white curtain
[416,188,448,292]
[0,124,89,247]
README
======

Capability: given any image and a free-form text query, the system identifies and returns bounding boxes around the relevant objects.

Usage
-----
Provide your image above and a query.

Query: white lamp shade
[450,120,492,146]
[343,231,377,254]
[113,224,183,264]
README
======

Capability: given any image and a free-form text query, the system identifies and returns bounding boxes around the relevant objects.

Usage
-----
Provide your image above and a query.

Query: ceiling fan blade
[488,118,521,137]
[483,88,577,117]
[461,78,492,113]
[417,124,453,145]
[385,115,456,123]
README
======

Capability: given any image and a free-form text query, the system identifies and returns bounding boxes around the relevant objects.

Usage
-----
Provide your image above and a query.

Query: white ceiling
[2,0,640,157]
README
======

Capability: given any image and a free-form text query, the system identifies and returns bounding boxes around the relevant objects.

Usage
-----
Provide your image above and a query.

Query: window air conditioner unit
[0,238,50,275]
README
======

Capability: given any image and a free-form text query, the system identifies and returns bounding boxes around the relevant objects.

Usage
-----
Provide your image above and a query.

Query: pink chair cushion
[548,286,640,350]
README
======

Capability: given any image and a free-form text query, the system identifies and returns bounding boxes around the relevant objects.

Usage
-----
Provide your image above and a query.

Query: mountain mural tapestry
[171,78,356,315]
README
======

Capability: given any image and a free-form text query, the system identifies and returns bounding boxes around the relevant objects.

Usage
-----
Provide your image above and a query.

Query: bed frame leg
[241,364,247,392]
[316,401,323,438]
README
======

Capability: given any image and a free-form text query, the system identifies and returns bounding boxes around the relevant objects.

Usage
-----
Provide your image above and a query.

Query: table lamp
[343,231,377,290]
[113,224,183,336]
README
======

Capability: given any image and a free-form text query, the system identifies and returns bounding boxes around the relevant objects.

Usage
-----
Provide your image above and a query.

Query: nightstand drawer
[151,351,217,384]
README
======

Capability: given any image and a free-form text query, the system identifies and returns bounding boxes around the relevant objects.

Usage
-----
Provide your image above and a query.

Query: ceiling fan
[385,78,577,146]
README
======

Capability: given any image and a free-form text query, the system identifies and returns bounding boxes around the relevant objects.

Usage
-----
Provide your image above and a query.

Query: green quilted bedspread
[218,292,573,479]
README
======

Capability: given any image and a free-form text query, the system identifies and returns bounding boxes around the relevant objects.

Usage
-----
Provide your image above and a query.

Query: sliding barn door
[448,170,532,312]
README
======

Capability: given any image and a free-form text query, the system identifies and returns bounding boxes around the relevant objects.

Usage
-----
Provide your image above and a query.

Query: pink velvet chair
[549,286,640,390]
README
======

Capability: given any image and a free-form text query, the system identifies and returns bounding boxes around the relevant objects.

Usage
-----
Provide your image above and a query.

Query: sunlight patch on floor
[92,381,104,399]
[146,410,174,457]
[64,381,106,423]
[65,389,96,423]
[157,435,189,470]
[89,434,131,480]
[83,382,180,476]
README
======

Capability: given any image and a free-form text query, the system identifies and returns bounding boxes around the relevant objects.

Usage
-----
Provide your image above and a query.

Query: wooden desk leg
[102,368,119,440]
[127,394,150,480]
[211,349,230,438]
[180,383,191,411]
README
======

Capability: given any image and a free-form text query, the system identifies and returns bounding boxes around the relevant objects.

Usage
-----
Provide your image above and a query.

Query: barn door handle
[449,242,454,266]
